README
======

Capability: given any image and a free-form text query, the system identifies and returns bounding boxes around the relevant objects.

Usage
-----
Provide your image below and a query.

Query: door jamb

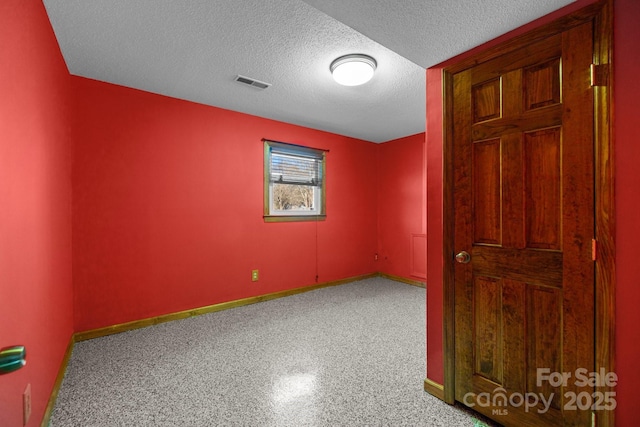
[441,1,614,425]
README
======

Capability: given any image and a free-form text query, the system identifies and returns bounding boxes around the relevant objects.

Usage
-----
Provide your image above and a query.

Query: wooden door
[452,22,595,426]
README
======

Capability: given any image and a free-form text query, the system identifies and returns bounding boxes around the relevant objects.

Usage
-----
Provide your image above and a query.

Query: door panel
[525,128,562,250]
[474,275,503,383]
[473,139,501,245]
[524,58,561,110]
[527,284,563,410]
[453,21,595,426]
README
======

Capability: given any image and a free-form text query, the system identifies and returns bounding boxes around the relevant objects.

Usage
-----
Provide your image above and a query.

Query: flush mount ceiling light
[330,54,377,86]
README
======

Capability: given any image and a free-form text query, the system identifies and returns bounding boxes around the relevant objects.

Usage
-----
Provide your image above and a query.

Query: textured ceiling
[301,0,575,69]
[43,0,575,143]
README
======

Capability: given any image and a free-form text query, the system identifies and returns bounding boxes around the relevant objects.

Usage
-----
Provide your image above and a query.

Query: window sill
[264,215,326,223]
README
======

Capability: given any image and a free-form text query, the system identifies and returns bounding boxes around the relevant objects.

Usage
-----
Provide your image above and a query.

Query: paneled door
[452,21,595,426]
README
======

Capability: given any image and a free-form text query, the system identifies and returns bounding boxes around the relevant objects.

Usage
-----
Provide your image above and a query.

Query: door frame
[441,0,614,425]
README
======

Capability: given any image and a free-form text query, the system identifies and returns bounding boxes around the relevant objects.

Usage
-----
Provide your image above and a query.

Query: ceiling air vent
[234,75,271,90]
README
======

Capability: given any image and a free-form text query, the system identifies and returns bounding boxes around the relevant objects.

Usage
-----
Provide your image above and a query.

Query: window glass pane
[272,184,316,211]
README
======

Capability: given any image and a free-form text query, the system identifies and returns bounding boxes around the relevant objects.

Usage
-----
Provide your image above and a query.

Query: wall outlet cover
[23,383,31,426]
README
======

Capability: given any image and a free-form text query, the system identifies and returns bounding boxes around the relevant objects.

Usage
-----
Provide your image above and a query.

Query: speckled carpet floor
[50,277,493,426]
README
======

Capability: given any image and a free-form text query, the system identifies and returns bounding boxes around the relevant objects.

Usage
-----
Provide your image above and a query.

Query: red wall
[425,0,640,423]
[613,0,640,425]
[72,77,379,331]
[425,67,445,383]
[377,133,426,281]
[0,1,74,426]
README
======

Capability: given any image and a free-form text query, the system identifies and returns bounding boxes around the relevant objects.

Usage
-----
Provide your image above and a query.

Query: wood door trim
[441,1,614,425]
[593,2,615,426]
[442,67,456,404]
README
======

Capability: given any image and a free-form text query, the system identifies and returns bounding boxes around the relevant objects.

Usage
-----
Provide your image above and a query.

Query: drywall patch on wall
[411,234,427,279]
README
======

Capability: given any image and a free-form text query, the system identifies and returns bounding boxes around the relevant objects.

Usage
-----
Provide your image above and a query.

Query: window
[264,140,326,222]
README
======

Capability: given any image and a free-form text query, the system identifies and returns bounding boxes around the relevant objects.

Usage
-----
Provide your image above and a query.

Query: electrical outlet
[251,269,259,282]
[23,383,31,426]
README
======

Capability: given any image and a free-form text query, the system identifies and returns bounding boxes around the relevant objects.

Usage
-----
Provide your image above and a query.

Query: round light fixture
[330,54,377,86]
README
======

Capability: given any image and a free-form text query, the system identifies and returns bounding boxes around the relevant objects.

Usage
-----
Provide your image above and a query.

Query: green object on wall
[0,345,26,374]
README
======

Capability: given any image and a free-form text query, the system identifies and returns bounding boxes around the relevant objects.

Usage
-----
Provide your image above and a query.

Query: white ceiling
[42,0,575,143]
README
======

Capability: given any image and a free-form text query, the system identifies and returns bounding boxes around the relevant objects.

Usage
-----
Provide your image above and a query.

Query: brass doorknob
[455,251,471,264]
